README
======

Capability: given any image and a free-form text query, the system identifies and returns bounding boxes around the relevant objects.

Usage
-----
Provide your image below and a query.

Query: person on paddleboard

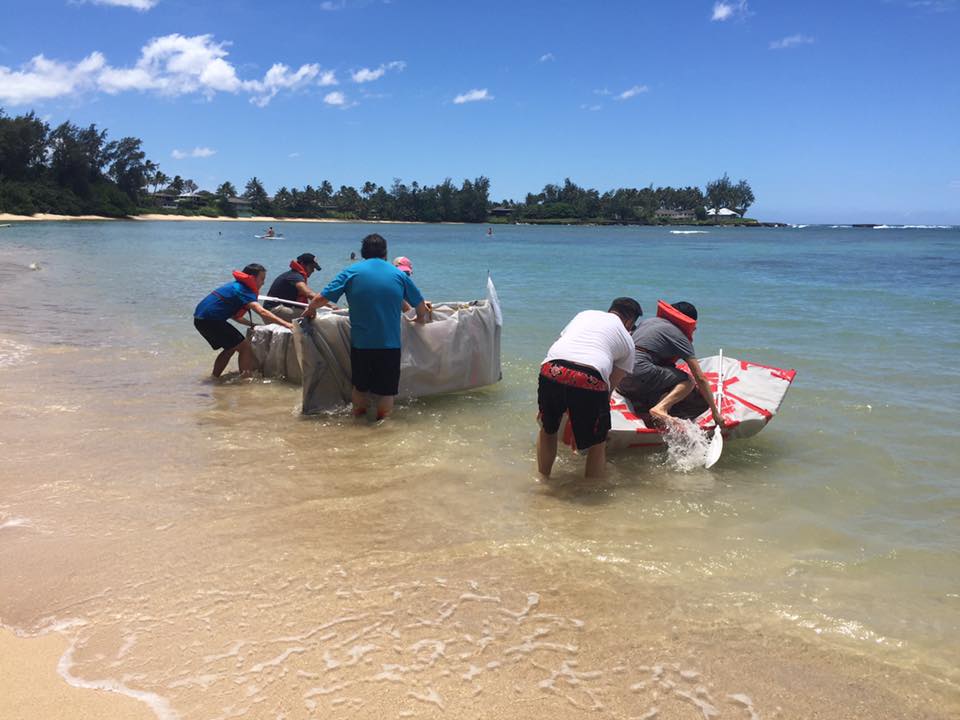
[302,234,430,421]
[193,264,293,378]
[617,301,724,429]
[263,253,323,321]
[537,298,641,479]
[265,226,275,238]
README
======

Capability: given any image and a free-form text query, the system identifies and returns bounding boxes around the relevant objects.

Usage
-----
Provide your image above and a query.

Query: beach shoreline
[0,212,465,225]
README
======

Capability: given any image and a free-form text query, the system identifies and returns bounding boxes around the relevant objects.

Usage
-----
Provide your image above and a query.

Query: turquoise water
[1,221,959,717]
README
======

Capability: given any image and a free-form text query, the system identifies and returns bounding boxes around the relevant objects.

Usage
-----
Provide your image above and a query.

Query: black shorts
[194,317,245,351]
[350,346,402,396]
[537,363,611,450]
[617,356,690,412]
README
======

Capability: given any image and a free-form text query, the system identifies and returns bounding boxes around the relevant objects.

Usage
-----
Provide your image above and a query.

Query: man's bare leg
[537,429,559,478]
[351,387,369,417]
[375,395,395,421]
[649,379,695,425]
[584,442,607,479]
[212,346,237,377]
[237,339,257,377]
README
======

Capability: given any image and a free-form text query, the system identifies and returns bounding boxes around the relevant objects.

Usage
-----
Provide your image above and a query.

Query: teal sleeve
[322,268,352,303]
[402,274,425,308]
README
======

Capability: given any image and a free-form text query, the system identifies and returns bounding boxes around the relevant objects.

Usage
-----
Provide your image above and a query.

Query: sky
[0,0,958,224]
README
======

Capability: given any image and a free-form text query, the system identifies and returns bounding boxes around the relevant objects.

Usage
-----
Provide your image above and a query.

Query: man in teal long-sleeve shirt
[304,233,429,420]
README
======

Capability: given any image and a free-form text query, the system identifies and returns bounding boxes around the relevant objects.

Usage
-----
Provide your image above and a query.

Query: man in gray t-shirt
[617,301,724,429]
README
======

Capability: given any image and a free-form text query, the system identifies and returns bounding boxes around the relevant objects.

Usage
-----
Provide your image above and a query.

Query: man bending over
[617,301,723,429]
[537,297,640,479]
[193,264,293,378]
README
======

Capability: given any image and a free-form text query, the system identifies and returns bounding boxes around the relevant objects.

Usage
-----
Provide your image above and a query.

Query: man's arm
[295,281,318,301]
[412,300,430,324]
[302,294,332,319]
[685,356,724,427]
[247,302,293,330]
[609,367,628,391]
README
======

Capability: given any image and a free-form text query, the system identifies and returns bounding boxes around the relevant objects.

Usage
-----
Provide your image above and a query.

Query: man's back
[632,317,694,365]
[322,259,423,349]
[265,269,303,307]
[544,310,634,385]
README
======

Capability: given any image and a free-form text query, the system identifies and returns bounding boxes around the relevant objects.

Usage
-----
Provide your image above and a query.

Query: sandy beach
[0,629,154,720]
[0,213,457,224]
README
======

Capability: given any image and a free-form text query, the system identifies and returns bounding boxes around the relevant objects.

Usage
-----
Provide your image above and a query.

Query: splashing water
[660,419,710,472]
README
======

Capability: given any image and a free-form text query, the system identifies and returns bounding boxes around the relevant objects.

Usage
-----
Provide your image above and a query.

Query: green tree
[243,176,271,214]
[0,111,49,181]
[170,175,185,195]
[731,179,755,217]
[705,173,734,213]
[104,136,148,202]
[216,181,238,198]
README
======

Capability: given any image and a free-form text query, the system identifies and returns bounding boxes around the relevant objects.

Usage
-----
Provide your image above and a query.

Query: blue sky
[1,0,958,223]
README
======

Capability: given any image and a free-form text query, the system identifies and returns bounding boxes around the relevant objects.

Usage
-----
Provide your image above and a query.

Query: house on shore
[149,191,179,210]
[489,205,513,218]
[655,208,696,221]
[227,196,253,217]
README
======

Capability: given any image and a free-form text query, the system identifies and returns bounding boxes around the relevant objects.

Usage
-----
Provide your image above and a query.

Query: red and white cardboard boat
[562,354,797,451]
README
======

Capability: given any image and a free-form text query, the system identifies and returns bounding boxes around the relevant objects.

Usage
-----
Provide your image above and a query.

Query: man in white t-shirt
[537,297,641,479]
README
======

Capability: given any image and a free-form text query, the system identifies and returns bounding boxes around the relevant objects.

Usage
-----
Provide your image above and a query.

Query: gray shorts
[618,357,690,411]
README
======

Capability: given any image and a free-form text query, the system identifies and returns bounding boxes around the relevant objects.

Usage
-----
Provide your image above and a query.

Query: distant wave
[790,224,810,229]
[874,224,953,230]
[670,230,708,235]
[830,225,851,229]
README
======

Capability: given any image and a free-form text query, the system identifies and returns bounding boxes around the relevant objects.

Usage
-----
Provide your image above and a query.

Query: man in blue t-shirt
[194,263,293,377]
[303,233,429,419]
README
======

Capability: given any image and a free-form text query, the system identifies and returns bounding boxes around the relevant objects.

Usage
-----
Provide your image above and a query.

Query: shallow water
[1,221,959,718]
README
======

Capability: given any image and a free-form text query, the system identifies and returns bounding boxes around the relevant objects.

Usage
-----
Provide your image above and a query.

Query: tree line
[0,108,755,223]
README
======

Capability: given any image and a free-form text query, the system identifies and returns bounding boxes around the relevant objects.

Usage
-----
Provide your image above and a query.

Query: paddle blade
[705,430,723,469]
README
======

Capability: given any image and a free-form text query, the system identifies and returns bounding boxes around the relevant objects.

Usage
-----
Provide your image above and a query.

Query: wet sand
[0,629,154,720]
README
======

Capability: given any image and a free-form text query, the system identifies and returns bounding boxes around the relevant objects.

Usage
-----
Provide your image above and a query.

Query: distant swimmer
[350,251,357,260]
[617,301,725,430]
[263,253,323,322]
[193,263,293,378]
[537,298,641,479]
[303,234,429,421]
[487,227,493,236]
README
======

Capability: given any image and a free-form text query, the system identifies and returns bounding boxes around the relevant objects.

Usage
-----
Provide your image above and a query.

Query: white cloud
[580,104,602,112]
[539,52,555,62]
[594,88,612,96]
[320,0,346,8]
[245,62,324,107]
[171,146,215,159]
[350,60,405,83]
[616,84,649,100]
[711,0,749,21]
[453,88,493,104]
[769,34,815,50]
[906,0,956,12]
[0,33,337,107]
[83,0,159,9]
[288,152,300,158]
[323,90,347,106]
[0,52,105,105]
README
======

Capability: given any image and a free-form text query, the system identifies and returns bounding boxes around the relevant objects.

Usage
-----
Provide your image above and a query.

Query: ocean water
[1,221,958,719]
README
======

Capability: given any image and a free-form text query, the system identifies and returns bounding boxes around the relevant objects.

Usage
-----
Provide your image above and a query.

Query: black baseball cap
[297,253,320,270]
